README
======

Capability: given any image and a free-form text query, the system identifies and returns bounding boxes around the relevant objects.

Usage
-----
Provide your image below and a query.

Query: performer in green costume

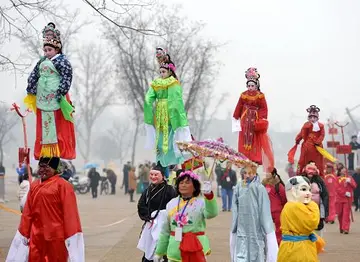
[144,59,191,167]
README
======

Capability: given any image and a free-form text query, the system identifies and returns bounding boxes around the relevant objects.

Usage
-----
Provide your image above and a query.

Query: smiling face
[149,169,163,184]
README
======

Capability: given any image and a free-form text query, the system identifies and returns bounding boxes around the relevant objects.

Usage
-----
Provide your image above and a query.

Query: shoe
[343,231,349,234]
[330,221,335,224]
[340,230,344,233]
[227,209,231,212]
[222,209,227,212]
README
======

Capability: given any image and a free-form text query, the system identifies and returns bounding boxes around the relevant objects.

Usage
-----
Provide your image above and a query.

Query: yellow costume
[278,201,325,262]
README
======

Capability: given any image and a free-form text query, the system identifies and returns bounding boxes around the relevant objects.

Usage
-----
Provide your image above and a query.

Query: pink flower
[174,212,188,227]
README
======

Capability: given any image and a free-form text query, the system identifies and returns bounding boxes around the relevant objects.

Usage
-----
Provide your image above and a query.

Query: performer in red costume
[6,157,84,262]
[336,167,357,234]
[232,67,274,171]
[324,163,339,224]
[291,105,325,177]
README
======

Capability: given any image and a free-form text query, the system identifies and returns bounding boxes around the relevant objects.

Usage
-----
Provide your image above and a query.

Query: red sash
[170,231,206,262]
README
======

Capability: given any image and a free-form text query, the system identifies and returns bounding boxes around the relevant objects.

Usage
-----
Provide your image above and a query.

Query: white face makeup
[294,182,312,204]
[247,82,257,91]
[285,176,312,204]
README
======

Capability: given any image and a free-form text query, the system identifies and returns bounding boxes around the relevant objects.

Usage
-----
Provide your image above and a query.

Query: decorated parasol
[176,138,258,171]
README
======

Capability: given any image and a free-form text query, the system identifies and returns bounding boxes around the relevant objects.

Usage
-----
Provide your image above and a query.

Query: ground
[1,172,360,261]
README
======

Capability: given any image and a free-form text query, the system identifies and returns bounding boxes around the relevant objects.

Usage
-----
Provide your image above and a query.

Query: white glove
[202,181,212,194]
[218,185,222,190]
[345,192,351,198]
[153,255,164,262]
[346,178,351,183]
[266,231,278,262]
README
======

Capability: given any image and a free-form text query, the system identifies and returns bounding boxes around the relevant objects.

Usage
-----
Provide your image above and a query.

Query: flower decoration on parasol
[176,137,258,169]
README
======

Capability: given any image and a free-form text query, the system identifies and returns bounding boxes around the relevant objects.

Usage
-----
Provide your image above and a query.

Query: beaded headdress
[156,47,169,64]
[306,105,320,118]
[245,67,260,85]
[160,62,176,72]
[42,22,62,49]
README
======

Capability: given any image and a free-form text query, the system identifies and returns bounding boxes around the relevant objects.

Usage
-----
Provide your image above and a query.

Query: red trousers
[325,195,337,222]
[336,202,351,232]
[272,211,282,245]
[29,235,68,262]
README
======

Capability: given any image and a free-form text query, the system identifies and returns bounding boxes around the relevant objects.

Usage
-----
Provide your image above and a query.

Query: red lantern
[327,141,340,148]
[328,127,338,135]
[336,145,352,154]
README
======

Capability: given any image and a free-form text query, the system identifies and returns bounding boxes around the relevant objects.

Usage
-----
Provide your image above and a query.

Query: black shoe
[222,209,227,212]
[227,209,231,212]
[344,231,349,234]
[330,221,335,224]
[340,230,344,233]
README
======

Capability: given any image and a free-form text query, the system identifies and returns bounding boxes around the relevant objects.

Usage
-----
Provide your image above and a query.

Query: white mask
[285,176,312,204]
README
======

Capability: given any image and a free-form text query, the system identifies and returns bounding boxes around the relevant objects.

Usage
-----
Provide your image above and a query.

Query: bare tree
[0,103,18,164]
[82,0,159,36]
[105,4,224,156]
[0,0,59,72]
[93,120,132,164]
[15,7,89,61]
[72,43,118,162]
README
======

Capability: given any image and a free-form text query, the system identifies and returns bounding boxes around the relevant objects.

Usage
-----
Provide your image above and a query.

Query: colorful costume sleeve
[315,124,325,145]
[295,131,302,144]
[53,55,73,101]
[257,93,268,119]
[203,193,219,219]
[61,182,85,261]
[233,94,244,120]
[144,87,157,125]
[26,58,45,95]
[168,83,192,153]
[144,87,157,150]
[167,84,189,130]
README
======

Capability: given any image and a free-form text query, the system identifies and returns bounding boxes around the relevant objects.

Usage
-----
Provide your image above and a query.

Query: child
[144,59,192,168]
[336,167,357,234]
[231,165,278,262]
[262,167,287,244]
[25,22,76,160]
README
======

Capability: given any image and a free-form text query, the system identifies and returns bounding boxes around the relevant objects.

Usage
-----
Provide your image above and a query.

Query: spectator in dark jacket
[103,168,117,195]
[217,161,237,212]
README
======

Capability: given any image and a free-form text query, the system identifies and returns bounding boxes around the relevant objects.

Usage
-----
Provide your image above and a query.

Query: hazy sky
[2,0,360,132]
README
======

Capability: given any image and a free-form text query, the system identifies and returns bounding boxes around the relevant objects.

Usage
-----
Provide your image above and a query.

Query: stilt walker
[232,67,274,172]
[6,22,84,262]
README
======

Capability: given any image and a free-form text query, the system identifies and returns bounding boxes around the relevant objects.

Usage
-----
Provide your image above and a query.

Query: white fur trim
[65,232,85,262]
[266,231,278,262]
[232,117,241,132]
[173,126,192,156]
[6,230,29,262]
[144,124,156,150]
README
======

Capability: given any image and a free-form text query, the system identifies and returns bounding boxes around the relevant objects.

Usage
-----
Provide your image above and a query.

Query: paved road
[1,174,360,261]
